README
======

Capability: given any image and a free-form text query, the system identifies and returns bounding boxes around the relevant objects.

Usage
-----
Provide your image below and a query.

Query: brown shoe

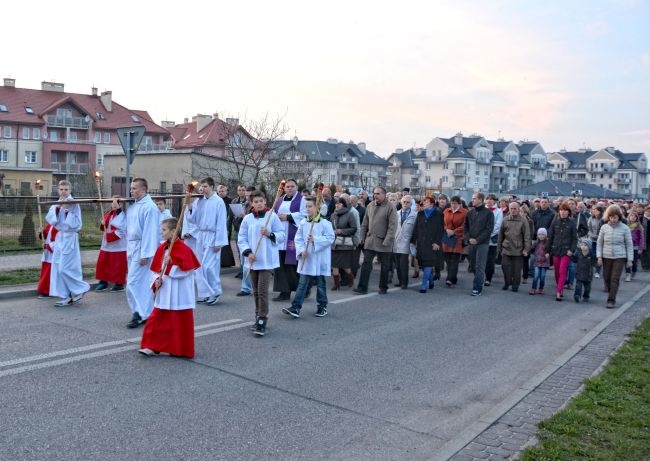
[346,271,355,287]
[412,270,419,278]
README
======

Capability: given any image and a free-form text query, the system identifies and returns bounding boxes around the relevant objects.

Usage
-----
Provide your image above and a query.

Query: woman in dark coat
[545,201,577,301]
[411,196,444,293]
[330,197,357,290]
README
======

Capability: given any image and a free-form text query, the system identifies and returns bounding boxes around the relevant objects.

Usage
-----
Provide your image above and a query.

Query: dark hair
[201,177,215,188]
[373,186,386,194]
[250,191,266,201]
[285,179,298,186]
[246,186,256,192]
[450,195,461,204]
[475,192,485,201]
[154,198,166,204]
[162,217,178,230]
[487,193,497,201]
[304,196,316,204]
[337,197,349,207]
[132,177,148,190]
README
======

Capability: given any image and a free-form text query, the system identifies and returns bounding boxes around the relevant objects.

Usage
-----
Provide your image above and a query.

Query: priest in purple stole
[272,179,307,301]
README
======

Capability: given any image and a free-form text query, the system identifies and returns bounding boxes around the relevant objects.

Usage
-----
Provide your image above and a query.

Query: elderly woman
[330,197,358,290]
[545,201,578,301]
[597,205,633,308]
[411,196,444,293]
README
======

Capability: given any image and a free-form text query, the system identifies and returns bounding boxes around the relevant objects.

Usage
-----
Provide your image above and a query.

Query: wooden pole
[244,180,286,281]
[94,172,106,216]
[39,194,203,205]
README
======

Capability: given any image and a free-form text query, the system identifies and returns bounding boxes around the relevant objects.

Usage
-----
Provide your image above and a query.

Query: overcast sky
[4,0,649,157]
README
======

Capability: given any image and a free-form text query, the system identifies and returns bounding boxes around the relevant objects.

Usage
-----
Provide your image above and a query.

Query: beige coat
[497,214,532,256]
[360,200,398,253]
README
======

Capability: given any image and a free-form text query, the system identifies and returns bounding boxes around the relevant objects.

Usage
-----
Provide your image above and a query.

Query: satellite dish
[84,115,90,123]
[42,131,48,139]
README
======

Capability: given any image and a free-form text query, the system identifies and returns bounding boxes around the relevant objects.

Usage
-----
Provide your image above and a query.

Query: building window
[68,132,77,142]
[0,104,7,112]
[57,108,72,118]
[25,106,34,114]
[94,132,101,143]
[22,127,30,139]
[25,151,37,163]
[33,128,40,140]
[96,154,104,166]
[50,131,58,141]
[160,181,166,194]
[331,175,336,183]
[0,149,7,162]
[104,132,111,144]
[3,126,11,138]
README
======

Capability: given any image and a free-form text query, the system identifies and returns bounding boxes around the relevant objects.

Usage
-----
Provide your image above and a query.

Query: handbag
[442,233,457,247]
[334,235,354,249]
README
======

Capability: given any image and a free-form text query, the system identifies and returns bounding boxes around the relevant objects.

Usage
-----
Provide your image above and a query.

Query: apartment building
[547,147,649,198]
[0,78,169,195]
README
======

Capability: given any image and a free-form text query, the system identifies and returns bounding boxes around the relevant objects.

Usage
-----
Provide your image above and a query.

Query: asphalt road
[0,264,647,461]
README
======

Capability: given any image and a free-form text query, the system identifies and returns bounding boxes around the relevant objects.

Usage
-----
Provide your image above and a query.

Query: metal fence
[0,195,187,254]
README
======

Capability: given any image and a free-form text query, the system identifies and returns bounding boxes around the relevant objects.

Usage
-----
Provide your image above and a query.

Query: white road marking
[0,319,245,372]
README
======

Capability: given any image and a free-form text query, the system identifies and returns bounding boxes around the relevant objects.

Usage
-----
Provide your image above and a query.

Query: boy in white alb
[282,196,335,318]
[237,191,285,336]
[95,198,127,292]
[46,180,90,306]
[186,177,229,305]
[155,198,173,243]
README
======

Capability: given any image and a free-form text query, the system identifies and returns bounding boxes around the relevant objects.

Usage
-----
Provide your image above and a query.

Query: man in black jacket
[463,192,495,296]
[532,198,555,235]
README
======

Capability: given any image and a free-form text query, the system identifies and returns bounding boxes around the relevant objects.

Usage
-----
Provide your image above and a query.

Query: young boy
[36,223,57,298]
[95,198,127,292]
[139,218,201,358]
[237,191,285,336]
[573,237,594,303]
[46,180,90,306]
[282,196,335,318]
[155,198,173,243]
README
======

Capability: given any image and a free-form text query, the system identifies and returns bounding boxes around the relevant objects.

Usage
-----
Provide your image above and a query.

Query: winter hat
[537,227,547,237]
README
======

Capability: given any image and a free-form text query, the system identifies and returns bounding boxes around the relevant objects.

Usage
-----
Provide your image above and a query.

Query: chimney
[3,78,15,88]
[184,117,189,124]
[327,137,338,144]
[41,81,65,92]
[455,132,463,146]
[91,87,98,96]
[396,148,404,154]
[225,117,239,126]
[213,112,219,119]
[357,142,366,153]
[192,114,212,132]
[161,120,176,128]
[100,91,112,112]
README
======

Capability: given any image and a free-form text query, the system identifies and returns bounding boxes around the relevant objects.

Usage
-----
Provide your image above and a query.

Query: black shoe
[378,288,387,295]
[236,291,251,297]
[254,319,266,336]
[401,285,408,289]
[352,287,368,295]
[502,285,510,291]
[95,281,108,292]
[445,280,452,287]
[419,289,427,293]
[235,273,242,279]
[484,281,491,287]
[111,284,124,292]
[282,306,300,318]
[574,295,580,303]
[250,317,259,330]
[429,282,434,289]
[394,283,402,287]
[315,306,327,317]
[126,312,143,329]
[582,297,590,303]
[511,286,519,292]
[272,293,290,302]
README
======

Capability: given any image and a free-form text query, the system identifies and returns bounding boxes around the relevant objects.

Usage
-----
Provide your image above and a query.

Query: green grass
[0,236,101,253]
[521,317,650,461]
[0,264,96,286]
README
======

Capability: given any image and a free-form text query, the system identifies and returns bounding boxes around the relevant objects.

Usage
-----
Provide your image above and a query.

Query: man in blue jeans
[464,193,495,296]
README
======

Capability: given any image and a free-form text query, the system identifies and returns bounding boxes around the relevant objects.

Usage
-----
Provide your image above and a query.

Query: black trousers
[444,252,461,284]
[485,246,498,282]
[501,254,523,287]
[393,252,410,288]
[273,250,298,294]
[357,249,391,291]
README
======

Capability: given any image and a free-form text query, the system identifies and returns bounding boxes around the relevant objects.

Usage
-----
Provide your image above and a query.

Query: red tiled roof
[0,86,168,135]
[171,118,230,148]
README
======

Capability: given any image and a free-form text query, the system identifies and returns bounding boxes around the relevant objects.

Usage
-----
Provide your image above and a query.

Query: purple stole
[274,193,302,265]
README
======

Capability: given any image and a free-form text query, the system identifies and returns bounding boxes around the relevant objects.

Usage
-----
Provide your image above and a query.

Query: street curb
[432,283,650,461]
[0,267,240,300]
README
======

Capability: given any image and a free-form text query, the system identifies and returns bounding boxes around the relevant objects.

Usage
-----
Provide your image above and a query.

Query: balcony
[46,115,90,129]
[476,157,490,164]
[45,138,96,145]
[589,166,615,173]
[531,162,546,170]
[492,171,507,179]
[615,178,631,184]
[452,169,467,176]
[138,143,172,152]
[519,173,535,181]
[51,162,90,174]
[505,160,518,167]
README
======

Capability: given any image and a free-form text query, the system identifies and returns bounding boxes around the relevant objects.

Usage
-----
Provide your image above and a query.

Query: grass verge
[0,264,96,286]
[521,317,650,460]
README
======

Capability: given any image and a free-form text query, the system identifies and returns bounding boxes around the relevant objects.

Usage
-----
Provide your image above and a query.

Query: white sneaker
[54,298,72,307]
[594,272,600,279]
[71,294,84,304]
[197,297,209,303]
[625,273,632,282]
[206,295,221,305]
[138,348,158,357]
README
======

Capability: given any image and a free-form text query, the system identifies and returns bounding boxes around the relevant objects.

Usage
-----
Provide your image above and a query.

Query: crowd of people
[36,178,650,358]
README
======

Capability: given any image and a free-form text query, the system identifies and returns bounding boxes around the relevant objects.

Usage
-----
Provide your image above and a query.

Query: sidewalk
[0,249,100,271]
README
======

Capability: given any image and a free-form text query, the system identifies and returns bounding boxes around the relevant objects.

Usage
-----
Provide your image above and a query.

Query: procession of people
[37,177,649,358]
